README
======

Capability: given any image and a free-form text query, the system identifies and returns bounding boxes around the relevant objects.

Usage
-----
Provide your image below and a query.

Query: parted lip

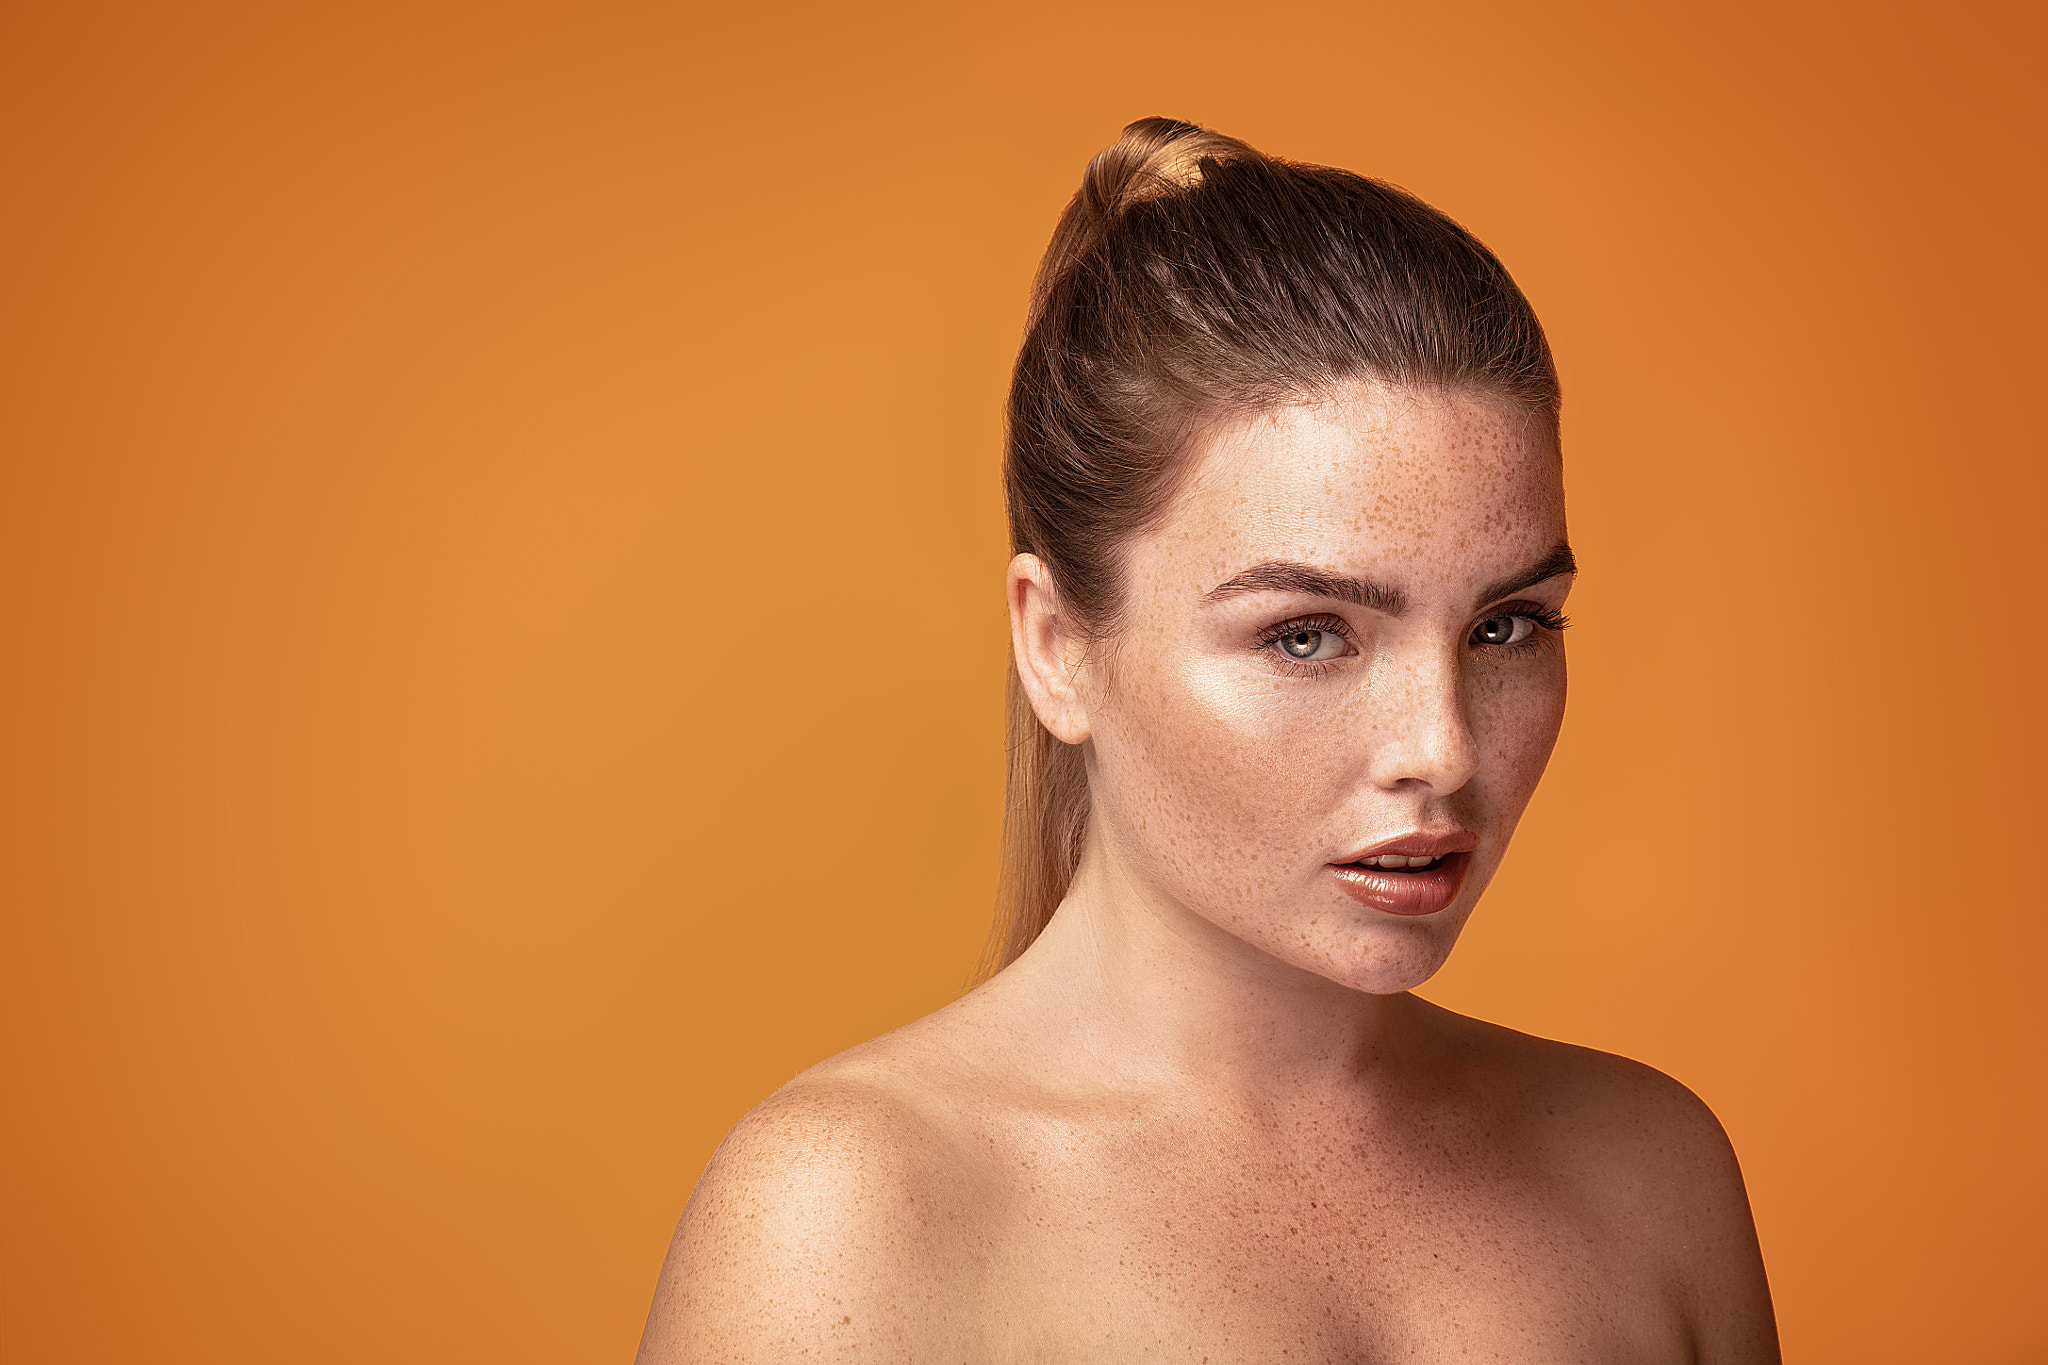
[1332,829,1479,864]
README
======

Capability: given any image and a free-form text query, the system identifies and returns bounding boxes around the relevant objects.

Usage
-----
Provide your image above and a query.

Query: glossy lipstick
[1327,831,1476,917]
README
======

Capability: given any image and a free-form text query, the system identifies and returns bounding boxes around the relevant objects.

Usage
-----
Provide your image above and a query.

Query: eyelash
[1253,605,1572,670]
[1489,603,1573,648]
[1255,614,1356,673]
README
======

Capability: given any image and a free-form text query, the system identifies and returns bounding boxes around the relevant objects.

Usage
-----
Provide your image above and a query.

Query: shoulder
[1527,1038,1779,1359]
[634,1048,995,1363]
[1421,1002,1780,1361]
[1505,1025,1738,1179]
[1415,999,1738,1182]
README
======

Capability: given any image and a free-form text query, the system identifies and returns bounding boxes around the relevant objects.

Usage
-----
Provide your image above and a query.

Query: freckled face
[1076,382,1571,994]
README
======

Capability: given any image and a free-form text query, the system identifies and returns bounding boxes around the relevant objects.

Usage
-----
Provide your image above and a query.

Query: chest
[967,1119,1691,1363]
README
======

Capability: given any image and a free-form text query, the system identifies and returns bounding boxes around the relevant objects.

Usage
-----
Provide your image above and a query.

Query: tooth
[1406,855,1433,868]
[1376,855,1402,869]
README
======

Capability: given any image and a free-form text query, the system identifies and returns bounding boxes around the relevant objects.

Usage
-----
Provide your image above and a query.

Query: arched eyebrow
[1474,543,1577,607]
[1202,562,1407,614]
[1201,543,1576,616]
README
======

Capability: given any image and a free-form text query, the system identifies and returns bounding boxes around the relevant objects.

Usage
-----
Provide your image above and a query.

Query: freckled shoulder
[633,1058,995,1364]
[1417,999,1781,1363]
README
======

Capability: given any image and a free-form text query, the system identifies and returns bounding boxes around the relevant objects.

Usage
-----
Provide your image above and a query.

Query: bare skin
[637,382,1780,1363]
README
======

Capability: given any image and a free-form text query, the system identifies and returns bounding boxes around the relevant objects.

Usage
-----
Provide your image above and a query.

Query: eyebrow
[1202,562,1406,614]
[1475,543,1577,607]
[1201,542,1576,616]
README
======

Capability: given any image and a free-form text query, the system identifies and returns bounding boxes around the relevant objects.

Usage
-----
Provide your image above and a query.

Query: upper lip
[1332,829,1479,863]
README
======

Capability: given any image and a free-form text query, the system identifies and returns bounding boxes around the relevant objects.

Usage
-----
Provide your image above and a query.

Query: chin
[1313,916,1467,995]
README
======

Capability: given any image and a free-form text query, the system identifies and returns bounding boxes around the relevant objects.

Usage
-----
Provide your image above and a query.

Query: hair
[975,117,1560,981]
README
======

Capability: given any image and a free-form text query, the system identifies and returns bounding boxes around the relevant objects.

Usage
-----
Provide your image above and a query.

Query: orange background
[3,1,2043,1360]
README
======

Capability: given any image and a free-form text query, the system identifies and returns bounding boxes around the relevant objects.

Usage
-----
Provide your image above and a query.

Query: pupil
[1287,631,1317,657]
[1485,619,1507,642]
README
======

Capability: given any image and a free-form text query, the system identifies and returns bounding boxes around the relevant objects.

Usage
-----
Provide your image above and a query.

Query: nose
[1366,644,1480,795]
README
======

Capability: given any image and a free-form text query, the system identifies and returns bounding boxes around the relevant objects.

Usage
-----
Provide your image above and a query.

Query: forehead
[1148,384,1564,588]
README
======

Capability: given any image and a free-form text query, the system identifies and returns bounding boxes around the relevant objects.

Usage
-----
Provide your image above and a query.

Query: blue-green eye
[1471,614,1537,646]
[1276,627,1346,661]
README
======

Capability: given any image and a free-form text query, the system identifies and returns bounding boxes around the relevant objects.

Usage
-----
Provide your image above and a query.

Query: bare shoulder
[1417,999,1781,1363]
[633,1033,998,1364]
[1464,1015,1732,1164]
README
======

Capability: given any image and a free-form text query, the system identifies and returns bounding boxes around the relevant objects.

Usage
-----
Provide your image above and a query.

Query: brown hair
[977,117,1559,980]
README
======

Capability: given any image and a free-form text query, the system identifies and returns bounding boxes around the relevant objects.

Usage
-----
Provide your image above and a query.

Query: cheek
[1468,653,1567,805]
[1090,655,1354,881]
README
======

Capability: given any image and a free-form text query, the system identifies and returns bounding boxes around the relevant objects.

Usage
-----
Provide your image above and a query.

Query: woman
[637,118,1779,1362]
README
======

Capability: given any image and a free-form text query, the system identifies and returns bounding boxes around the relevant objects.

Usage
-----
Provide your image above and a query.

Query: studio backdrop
[2,1,2042,1360]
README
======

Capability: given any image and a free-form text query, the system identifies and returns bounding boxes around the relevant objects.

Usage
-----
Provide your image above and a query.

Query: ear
[1007,553,1093,745]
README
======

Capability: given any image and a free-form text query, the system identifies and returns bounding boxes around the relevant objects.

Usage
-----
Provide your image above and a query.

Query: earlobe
[1006,553,1093,746]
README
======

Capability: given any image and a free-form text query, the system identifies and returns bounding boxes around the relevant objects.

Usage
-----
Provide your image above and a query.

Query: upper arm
[1654,1086,1779,1365]
[633,1084,983,1364]
[1589,1061,1780,1365]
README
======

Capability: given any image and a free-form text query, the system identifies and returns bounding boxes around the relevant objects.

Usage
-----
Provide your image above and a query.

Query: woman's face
[1068,381,1571,994]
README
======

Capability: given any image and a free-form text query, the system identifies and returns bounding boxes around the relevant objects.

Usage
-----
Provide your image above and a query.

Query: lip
[1334,829,1479,864]
[1327,852,1472,916]
[1326,829,1478,917]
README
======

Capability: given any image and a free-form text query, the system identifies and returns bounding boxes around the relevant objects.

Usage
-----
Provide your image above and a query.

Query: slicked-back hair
[981,117,1560,981]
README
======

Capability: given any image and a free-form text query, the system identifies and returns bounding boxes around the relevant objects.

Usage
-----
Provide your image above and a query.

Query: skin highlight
[636,380,1780,1363]
[1025,383,1571,1004]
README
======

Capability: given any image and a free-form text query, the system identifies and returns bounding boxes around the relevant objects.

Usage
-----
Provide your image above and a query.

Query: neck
[997,832,1424,1102]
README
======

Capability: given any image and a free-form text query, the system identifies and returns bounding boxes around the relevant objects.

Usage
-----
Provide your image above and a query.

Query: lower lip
[1327,852,1472,916]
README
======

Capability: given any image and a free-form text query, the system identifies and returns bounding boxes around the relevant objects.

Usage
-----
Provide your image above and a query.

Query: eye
[1471,614,1537,646]
[1275,627,1347,661]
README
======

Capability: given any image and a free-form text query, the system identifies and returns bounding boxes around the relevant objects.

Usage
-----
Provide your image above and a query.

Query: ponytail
[976,117,1558,981]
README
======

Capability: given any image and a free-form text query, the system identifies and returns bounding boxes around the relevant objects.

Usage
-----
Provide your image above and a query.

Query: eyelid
[1253,612,1359,669]
[1476,601,1572,635]
[1255,612,1355,644]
